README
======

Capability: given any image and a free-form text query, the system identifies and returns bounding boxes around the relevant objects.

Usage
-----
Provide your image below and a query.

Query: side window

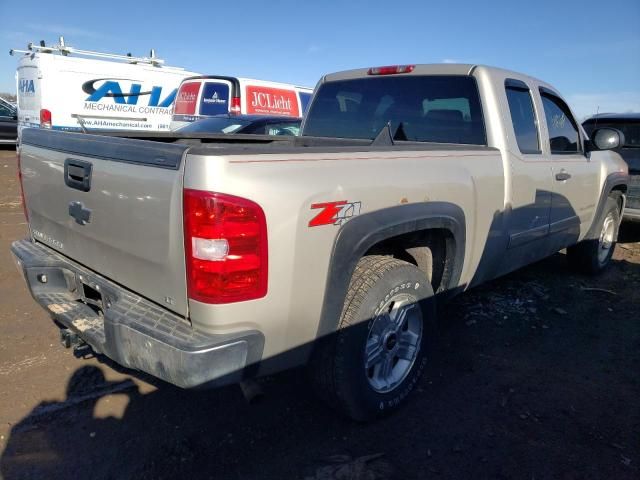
[540,91,580,153]
[299,92,313,114]
[266,124,300,136]
[505,82,540,154]
[0,102,14,117]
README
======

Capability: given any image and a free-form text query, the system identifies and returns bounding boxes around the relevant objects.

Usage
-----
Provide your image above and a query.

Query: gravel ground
[0,146,638,479]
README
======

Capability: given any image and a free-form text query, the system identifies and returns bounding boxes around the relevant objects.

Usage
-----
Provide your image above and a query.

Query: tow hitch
[59,328,93,358]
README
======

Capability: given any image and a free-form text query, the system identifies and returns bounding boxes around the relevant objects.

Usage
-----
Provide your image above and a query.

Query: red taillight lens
[367,65,415,75]
[230,96,241,114]
[184,189,268,304]
[17,151,29,222]
[39,109,52,128]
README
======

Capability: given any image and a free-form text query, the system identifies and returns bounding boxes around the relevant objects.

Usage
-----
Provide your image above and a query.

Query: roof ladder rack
[9,36,165,66]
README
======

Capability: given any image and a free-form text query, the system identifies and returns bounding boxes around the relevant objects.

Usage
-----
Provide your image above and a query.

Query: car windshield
[583,119,640,148]
[303,75,486,145]
[177,117,252,134]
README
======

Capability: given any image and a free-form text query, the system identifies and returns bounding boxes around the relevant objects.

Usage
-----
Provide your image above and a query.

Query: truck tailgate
[19,129,190,316]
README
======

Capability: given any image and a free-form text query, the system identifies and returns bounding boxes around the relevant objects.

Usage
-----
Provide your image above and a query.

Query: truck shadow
[1,250,638,480]
[619,220,640,243]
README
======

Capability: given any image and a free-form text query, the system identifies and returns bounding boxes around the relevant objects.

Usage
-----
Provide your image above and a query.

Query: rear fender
[316,202,466,339]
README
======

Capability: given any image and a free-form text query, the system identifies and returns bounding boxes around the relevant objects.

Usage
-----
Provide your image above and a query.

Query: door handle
[555,171,571,181]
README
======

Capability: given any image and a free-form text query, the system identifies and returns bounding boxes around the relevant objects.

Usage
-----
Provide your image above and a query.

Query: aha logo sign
[19,79,35,94]
[246,86,300,117]
[82,78,176,107]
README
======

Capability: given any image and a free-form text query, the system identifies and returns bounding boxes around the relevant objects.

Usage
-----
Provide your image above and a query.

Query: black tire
[567,195,621,274]
[309,255,436,421]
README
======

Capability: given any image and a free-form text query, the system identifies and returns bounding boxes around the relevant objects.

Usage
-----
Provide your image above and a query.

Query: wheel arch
[315,202,466,340]
[585,172,629,240]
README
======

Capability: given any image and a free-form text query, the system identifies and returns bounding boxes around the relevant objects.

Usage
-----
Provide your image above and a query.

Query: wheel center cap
[385,333,398,350]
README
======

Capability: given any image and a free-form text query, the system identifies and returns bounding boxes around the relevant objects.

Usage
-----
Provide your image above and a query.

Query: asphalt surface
[0,146,638,479]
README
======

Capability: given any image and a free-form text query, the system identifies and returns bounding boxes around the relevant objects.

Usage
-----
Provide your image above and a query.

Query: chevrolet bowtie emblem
[69,201,91,225]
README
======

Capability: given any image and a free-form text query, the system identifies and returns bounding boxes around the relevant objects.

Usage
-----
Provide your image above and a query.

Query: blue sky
[1,0,638,118]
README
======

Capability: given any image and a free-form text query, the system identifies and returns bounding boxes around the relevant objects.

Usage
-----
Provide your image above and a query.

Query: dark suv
[0,97,17,145]
[583,113,640,221]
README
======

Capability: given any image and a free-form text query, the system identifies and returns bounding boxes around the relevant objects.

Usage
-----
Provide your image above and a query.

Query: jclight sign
[246,86,299,116]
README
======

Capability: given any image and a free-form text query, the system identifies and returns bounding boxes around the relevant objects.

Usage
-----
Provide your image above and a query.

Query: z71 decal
[309,200,361,227]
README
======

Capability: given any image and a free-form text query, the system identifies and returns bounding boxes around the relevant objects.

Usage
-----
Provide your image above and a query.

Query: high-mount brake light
[39,109,52,128]
[183,189,268,304]
[367,65,416,76]
[230,96,241,114]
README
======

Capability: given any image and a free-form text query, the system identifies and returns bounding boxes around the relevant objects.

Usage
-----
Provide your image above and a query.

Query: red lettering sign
[173,82,201,115]
[246,86,300,117]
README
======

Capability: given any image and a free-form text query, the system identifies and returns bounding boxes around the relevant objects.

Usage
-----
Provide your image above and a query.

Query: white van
[170,76,313,130]
[11,38,199,136]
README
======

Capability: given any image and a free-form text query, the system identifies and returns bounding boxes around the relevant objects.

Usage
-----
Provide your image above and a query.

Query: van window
[505,84,540,154]
[174,82,201,116]
[303,75,486,145]
[299,92,313,114]
[540,92,580,153]
[200,82,230,116]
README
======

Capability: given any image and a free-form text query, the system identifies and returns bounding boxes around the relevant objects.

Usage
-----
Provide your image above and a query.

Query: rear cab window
[505,79,541,154]
[303,75,486,145]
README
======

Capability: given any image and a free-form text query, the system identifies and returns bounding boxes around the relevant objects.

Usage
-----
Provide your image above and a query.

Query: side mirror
[590,127,625,151]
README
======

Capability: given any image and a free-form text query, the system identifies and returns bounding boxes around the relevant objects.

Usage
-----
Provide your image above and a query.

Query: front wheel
[309,255,436,421]
[567,196,621,274]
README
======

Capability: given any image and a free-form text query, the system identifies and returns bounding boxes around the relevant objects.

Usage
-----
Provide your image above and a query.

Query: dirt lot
[0,146,638,479]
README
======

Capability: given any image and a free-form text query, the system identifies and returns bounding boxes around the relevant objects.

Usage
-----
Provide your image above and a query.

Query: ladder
[9,36,171,67]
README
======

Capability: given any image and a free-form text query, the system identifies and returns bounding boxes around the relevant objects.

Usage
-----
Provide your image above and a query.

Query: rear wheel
[567,196,620,274]
[309,255,436,421]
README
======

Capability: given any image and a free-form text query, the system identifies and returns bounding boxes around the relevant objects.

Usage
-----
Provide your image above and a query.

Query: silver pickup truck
[12,64,628,420]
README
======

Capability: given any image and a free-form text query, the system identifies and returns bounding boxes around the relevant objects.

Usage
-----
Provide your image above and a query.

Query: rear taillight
[230,96,241,114]
[367,65,415,75]
[184,189,268,304]
[17,151,29,222]
[39,109,51,128]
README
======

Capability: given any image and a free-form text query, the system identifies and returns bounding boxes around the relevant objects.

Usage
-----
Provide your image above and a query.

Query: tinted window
[264,123,300,136]
[505,86,540,154]
[303,75,486,145]
[177,117,251,134]
[540,93,580,153]
[0,102,14,117]
[299,92,312,114]
[583,119,640,148]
